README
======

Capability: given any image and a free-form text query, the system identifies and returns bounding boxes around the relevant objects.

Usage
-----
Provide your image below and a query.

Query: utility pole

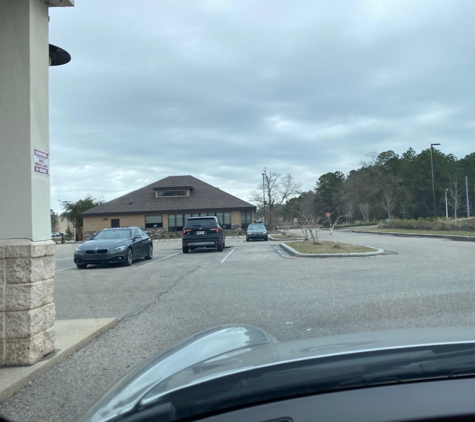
[466,176,470,217]
[430,143,441,217]
[262,172,266,226]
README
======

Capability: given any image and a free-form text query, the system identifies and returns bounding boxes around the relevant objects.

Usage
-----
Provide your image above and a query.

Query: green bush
[379,217,475,231]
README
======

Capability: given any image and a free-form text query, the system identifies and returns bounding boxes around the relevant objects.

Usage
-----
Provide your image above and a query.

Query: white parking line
[56,266,75,272]
[139,252,181,268]
[220,247,236,264]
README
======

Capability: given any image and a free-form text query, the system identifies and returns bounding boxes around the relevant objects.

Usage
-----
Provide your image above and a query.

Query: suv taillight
[212,227,221,233]
[182,228,192,235]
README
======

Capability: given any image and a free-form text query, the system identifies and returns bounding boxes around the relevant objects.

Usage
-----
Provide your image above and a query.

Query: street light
[262,172,266,226]
[445,188,449,219]
[430,143,441,217]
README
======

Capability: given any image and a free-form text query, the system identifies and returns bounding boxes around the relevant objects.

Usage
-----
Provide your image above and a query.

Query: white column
[0,0,72,366]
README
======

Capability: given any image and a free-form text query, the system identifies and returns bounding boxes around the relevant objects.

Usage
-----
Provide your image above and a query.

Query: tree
[447,174,464,221]
[250,169,301,229]
[60,196,103,229]
[50,209,59,232]
[314,171,345,215]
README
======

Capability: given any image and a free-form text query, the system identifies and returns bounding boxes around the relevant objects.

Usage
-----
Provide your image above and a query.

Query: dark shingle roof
[81,175,256,216]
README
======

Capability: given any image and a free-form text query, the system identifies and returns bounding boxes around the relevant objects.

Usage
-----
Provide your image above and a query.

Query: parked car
[51,232,63,237]
[246,223,268,241]
[78,325,475,422]
[73,227,152,269]
[182,216,225,253]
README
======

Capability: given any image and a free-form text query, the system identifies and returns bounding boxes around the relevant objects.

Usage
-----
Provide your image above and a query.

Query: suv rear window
[184,218,218,229]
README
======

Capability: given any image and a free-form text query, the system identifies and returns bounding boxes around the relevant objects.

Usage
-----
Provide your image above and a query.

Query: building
[81,175,256,237]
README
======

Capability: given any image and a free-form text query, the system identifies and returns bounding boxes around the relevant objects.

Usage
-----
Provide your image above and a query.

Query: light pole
[262,172,266,226]
[445,188,449,219]
[430,143,441,217]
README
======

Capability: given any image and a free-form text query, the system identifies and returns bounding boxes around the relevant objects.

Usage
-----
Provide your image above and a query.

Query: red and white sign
[33,149,49,176]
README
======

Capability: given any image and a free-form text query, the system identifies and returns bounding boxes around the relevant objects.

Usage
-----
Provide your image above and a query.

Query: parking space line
[56,266,75,272]
[139,252,181,268]
[220,247,236,264]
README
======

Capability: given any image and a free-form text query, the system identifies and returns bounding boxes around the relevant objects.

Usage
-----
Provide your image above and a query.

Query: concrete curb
[350,230,475,242]
[0,318,117,403]
[280,242,385,258]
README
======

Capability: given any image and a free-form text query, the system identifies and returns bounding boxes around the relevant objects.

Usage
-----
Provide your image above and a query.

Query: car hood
[77,239,129,250]
[78,325,475,422]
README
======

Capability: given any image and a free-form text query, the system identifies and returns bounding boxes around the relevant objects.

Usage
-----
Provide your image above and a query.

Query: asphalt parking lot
[2,231,475,421]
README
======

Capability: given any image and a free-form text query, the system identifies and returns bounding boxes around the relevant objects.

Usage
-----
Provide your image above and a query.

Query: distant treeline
[283,148,475,222]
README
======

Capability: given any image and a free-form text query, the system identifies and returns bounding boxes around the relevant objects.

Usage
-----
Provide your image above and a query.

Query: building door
[111,219,120,228]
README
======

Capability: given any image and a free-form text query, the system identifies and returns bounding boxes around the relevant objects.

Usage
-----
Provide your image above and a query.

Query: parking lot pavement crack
[117,266,202,324]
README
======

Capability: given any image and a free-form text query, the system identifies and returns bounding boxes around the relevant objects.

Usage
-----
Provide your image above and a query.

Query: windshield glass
[94,229,131,240]
[248,225,266,230]
[2,2,475,422]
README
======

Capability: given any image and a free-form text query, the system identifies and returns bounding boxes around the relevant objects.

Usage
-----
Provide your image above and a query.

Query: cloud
[48,0,475,213]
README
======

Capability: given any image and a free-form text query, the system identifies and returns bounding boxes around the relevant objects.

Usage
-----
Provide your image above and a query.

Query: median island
[281,240,383,257]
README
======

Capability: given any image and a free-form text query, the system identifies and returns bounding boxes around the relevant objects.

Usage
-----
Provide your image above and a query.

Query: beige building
[81,175,256,237]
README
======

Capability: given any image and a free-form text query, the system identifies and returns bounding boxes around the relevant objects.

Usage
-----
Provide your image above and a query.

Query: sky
[48,0,475,213]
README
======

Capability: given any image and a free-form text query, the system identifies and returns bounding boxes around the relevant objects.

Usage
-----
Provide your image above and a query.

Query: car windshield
[248,225,265,230]
[2,2,475,422]
[94,229,131,240]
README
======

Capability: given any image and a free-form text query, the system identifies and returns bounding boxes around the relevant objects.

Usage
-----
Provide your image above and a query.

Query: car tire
[144,244,153,260]
[265,237,268,241]
[123,247,133,266]
[217,243,224,252]
[246,238,250,242]
[76,263,87,269]
[182,246,189,253]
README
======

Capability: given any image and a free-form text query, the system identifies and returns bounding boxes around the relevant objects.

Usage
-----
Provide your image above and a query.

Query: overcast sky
[48,0,475,213]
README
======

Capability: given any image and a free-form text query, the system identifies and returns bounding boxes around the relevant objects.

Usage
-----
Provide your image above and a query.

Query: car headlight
[75,248,84,254]
[109,246,127,254]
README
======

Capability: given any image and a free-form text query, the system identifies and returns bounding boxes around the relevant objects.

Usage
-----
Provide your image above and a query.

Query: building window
[145,215,163,228]
[111,218,120,228]
[241,211,252,229]
[212,212,231,229]
[156,190,187,197]
[168,214,185,232]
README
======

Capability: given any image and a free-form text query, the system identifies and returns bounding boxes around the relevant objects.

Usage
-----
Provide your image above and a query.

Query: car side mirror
[88,236,94,240]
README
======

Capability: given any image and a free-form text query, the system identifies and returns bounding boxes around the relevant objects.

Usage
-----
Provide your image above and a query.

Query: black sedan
[73,227,153,269]
[246,223,268,241]
[78,325,475,422]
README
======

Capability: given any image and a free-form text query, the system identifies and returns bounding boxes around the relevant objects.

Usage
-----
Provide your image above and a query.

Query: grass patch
[353,228,475,237]
[283,240,376,254]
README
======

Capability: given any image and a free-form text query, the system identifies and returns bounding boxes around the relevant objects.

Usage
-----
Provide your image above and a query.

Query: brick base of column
[0,239,56,366]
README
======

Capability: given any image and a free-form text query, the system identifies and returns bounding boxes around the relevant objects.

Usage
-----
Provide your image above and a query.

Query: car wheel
[246,238,250,242]
[144,244,153,260]
[265,237,268,241]
[217,243,224,252]
[76,263,87,269]
[182,246,189,253]
[123,247,133,266]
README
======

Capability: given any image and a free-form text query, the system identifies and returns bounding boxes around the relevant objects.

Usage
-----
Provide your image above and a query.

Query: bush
[378,217,475,231]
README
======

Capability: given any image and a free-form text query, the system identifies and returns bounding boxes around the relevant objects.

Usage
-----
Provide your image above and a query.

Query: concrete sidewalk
[0,318,117,403]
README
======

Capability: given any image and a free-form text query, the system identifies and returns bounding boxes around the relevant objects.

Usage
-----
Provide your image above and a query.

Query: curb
[350,230,475,242]
[0,318,117,403]
[280,242,385,258]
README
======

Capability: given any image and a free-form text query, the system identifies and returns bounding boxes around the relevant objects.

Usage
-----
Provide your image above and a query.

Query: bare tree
[358,203,371,223]
[326,214,342,248]
[298,211,321,245]
[448,175,465,221]
[341,201,355,223]
[250,169,301,229]
[381,189,395,221]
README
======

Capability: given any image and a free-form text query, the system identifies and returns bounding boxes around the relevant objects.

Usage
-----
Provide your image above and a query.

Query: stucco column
[0,0,72,366]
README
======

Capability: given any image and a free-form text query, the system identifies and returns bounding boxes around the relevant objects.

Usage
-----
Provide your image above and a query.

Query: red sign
[33,149,49,176]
